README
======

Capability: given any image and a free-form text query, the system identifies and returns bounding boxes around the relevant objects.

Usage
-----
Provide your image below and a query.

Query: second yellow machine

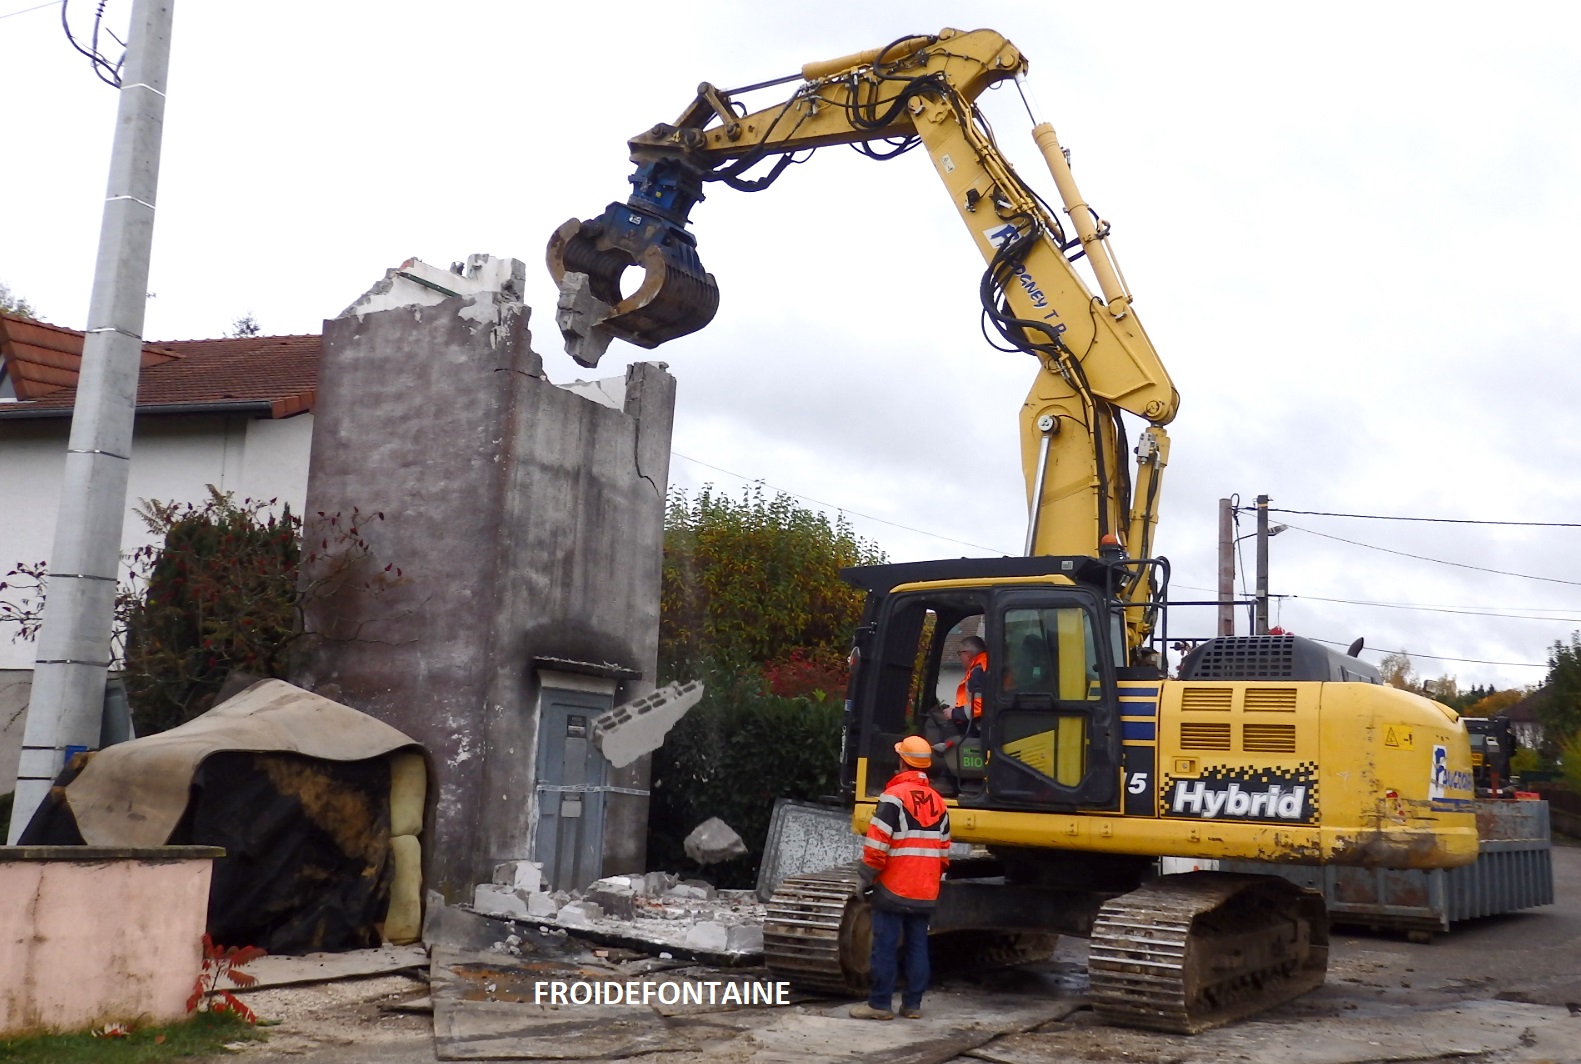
[547,28,1478,1033]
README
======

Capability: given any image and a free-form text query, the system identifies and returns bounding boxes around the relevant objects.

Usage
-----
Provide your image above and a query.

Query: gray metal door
[533,687,612,892]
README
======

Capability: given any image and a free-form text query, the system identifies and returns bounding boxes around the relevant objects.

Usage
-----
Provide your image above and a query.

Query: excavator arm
[548,28,1179,647]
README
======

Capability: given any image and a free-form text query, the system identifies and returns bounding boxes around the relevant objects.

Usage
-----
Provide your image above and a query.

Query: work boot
[900,1006,923,1019]
[848,1003,894,1021]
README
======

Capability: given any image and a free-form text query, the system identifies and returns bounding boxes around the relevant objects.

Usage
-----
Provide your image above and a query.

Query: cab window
[1001,606,1100,702]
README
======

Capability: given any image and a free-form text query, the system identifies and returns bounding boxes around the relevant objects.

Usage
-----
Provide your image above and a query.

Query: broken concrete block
[589,875,642,894]
[555,271,614,367]
[727,924,764,953]
[593,680,705,767]
[587,885,638,920]
[473,884,528,920]
[556,901,603,927]
[664,884,710,902]
[492,860,544,894]
[341,254,527,319]
[684,817,748,865]
[643,871,678,896]
[526,891,558,919]
[684,920,729,952]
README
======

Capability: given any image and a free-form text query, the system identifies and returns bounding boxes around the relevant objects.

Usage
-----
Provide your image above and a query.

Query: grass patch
[0,1009,266,1062]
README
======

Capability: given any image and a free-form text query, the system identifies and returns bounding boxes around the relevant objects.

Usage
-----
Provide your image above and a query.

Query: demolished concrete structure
[293,255,676,901]
[467,863,767,963]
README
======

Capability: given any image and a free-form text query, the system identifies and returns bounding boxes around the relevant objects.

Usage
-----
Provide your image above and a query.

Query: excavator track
[763,865,869,994]
[1088,872,1329,1034]
[763,865,1062,996]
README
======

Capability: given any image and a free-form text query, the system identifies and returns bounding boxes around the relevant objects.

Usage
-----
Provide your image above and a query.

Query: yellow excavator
[547,28,1478,1033]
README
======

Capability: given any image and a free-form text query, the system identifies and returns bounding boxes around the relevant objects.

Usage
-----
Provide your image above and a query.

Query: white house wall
[0,412,314,672]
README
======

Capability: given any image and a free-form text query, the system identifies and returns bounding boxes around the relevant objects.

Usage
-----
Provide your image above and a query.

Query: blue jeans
[868,907,930,1011]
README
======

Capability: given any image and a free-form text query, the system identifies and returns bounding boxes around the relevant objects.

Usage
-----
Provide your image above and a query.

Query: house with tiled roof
[0,312,321,780]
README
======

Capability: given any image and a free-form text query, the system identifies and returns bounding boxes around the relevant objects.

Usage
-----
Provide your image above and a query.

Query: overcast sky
[3,1,1578,692]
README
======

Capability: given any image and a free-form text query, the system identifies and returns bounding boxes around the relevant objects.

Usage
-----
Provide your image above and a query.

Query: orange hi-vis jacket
[954,650,988,720]
[862,770,952,911]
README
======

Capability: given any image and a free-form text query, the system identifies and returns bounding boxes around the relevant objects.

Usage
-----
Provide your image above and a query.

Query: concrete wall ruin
[293,267,674,900]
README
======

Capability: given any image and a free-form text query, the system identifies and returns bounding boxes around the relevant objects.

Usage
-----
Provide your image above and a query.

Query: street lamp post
[1251,495,1290,636]
[1255,495,1271,635]
[1217,498,1234,636]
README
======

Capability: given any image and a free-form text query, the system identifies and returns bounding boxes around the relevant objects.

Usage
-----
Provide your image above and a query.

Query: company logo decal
[982,223,1065,330]
[1161,764,1318,824]
[1429,744,1473,800]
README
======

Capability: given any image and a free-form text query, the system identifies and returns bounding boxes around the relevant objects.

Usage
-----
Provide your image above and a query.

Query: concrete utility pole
[9,0,174,843]
[1217,497,1235,636]
[1254,494,1271,636]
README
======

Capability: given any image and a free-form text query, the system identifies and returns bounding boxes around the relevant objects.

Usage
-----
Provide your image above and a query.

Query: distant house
[1503,686,1547,751]
[0,312,321,788]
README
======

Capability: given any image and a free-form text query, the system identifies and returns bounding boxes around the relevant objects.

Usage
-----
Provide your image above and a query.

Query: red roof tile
[0,313,319,418]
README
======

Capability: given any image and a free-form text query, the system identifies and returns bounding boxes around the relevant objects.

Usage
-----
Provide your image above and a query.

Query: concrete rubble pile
[471,859,765,958]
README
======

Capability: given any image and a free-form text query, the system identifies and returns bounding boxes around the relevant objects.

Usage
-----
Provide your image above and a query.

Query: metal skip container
[1224,799,1554,937]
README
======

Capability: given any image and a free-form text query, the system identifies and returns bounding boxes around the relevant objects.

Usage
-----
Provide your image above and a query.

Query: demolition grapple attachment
[547,160,720,367]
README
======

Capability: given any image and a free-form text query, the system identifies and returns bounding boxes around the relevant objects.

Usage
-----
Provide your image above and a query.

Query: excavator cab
[842,558,1125,812]
[987,590,1122,808]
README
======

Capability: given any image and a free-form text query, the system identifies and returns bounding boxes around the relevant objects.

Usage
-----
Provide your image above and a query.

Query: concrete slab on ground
[706,996,1083,1064]
[429,945,1080,1063]
[429,945,764,1060]
[245,945,430,989]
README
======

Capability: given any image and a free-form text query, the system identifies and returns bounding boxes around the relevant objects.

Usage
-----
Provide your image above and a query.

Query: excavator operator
[935,635,988,755]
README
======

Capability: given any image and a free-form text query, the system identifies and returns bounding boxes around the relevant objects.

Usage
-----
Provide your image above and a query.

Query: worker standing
[849,736,951,1020]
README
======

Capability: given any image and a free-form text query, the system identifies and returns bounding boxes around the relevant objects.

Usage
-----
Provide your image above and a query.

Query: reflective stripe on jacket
[954,651,988,720]
[862,770,951,910]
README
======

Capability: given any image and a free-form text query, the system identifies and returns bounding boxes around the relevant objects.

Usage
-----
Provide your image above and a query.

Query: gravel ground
[212,974,433,1060]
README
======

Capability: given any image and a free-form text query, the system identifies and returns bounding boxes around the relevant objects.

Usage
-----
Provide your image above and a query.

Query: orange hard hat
[895,735,933,768]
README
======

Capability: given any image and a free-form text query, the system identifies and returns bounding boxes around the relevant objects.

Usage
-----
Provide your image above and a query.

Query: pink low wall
[0,847,220,1035]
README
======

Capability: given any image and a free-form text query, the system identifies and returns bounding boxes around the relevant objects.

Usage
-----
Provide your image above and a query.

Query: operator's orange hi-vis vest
[955,651,988,719]
[862,770,952,905]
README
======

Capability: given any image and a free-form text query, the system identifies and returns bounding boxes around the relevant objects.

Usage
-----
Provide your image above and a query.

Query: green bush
[1511,746,1544,778]
[648,667,843,888]
[1561,732,1581,794]
[660,486,880,682]
[124,494,299,735]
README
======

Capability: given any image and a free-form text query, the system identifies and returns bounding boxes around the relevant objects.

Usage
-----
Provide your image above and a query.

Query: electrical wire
[1280,521,1581,588]
[61,0,122,87]
[1266,508,1581,528]
[664,460,1562,669]
[0,0,59,20]
[1170,582,1581,622]
[1301,636,1548,670]
[670,451,1014,556]
[1283,595,1581,624]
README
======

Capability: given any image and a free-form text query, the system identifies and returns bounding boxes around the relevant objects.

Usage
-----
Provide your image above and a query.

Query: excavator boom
[549,29,1177,612]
